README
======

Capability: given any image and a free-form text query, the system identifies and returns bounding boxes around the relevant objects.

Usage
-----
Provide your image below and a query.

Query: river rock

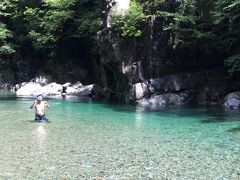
[64,84,93,96]
[40,83,63,96]
[129,73,199,101]
[30,75,52,86]
[15,77,106,99]
[224,91,240,101]
[16,82,63,97]
[16,82,42,96]
[223,91,240,110]
[75,85,94,96]
[132,82,155,100]
[137,91,191,109]
[62,82,71,87]
[65,84,108,99]
[72,81,83,89]
[149,73,199,92]
[65,86,76,94]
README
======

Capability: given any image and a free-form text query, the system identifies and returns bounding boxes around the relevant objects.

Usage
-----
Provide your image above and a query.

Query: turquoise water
[0,91,240,179]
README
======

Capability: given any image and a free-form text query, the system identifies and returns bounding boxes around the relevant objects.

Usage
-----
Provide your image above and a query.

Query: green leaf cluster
[111,1,147,37]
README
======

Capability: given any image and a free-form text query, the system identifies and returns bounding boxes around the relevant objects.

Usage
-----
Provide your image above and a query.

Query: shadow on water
[26,120,51,123]
[200,110,240,124]
[227,127,240,133]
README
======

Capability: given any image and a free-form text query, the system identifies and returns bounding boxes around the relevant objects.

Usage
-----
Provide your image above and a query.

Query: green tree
[111,1,147,37]
[0,0,15,55]
[212,0,240,76]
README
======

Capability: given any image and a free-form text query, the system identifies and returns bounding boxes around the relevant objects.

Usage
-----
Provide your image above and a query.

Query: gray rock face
[137,91,191,109]
[129,72,200,101]
[149,73,199,92]
[65,85,94,96]
[71,81,83,89]
[98,0,229,104]
[127,68,227,106]
[224,91,240,110]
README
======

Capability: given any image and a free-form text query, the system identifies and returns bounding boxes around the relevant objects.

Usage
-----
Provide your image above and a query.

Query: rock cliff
[97,0,237,107]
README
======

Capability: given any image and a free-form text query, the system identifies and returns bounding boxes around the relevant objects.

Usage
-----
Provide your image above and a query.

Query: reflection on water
[35,125,47,150]
[135,108,143,128]
[228,127,240,133]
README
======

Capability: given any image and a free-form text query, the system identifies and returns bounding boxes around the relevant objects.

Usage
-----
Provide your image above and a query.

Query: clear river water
[0,91,239,179]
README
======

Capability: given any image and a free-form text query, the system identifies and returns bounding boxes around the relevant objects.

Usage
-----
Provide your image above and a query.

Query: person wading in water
[30,95,50,122]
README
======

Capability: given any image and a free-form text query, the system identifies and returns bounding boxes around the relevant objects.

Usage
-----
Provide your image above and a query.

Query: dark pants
[35,114,48,122]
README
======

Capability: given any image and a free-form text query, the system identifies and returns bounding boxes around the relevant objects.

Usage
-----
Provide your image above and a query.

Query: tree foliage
[0,0,15,55]
[0,0,101,58]
[111,1,147,37]
[212,0,240,76]
[0,0,240,77]
[126,0,240,76]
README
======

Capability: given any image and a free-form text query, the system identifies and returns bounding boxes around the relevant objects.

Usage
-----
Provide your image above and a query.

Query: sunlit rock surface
[16,83,42,96]
[15,77,107,99]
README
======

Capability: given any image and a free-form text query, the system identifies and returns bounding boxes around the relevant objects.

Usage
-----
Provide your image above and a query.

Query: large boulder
[16,82,42,96]
[40,83,63,96]
[16,82,63,97]
[76,85,94,96]
[15,78,101,98]
[65,85,92,96]
[137,91,192,109]
[65,84,108,99]
[132,82,155,100]
[71,81,83,89]
[128,73,199,101]
[223,91,240,110]
[224,91,240,101]
[30,75,52,86]
[62,82,71,88]
[149,73,199,92]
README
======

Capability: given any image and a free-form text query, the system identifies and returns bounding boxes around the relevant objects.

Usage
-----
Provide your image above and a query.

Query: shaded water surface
[0,91,239,179]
